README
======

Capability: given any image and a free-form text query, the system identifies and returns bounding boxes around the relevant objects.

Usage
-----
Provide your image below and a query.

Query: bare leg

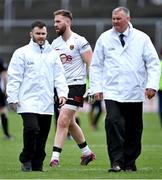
[54,107,75,148]
[69,116,85,144]
[50,107,96,167]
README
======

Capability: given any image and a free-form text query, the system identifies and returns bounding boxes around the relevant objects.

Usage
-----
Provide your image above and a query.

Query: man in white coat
[89,7,160,172]
[6,21,68,172]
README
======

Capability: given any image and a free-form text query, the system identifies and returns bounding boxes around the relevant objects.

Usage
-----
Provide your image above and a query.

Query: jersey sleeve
[77,36,92,54]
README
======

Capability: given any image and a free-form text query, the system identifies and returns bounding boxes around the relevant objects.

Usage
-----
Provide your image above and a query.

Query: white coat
[7,39,69,114]
[90,23,160,102]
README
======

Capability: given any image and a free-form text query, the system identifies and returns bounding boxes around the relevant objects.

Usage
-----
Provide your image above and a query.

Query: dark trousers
[92,100,102,126]
[104,100,143,168]
[1,113,10,137]
[19,113,52,168]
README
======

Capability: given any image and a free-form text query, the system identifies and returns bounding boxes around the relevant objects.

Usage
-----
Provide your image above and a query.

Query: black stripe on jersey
[82,43,90,50]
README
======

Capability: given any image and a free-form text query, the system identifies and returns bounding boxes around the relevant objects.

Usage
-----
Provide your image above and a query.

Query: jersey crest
[70,45,74,50]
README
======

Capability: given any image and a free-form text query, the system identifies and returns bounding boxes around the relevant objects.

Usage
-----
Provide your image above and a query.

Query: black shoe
[125,164,137,172]
[108,164,122,172]
[32,162,44,172]
[21,161,32,172]
[32,165,44,172]
[32,167,44,172]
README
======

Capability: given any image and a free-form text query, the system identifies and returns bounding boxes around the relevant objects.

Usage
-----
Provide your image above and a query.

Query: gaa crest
[70,45,74,50]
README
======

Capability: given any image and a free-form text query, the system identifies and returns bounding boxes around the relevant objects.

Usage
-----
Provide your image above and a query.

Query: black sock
[78,141,87,149]
[53,146,62,153]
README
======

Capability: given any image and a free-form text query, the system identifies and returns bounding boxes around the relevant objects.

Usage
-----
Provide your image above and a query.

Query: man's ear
[29,31,32,38]
[127,16,131,22]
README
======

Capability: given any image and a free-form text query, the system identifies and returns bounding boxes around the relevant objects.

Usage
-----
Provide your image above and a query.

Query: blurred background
[0,0,162,112]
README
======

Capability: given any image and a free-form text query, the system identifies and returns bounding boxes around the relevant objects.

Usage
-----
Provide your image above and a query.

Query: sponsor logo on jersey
[60,53,72,64]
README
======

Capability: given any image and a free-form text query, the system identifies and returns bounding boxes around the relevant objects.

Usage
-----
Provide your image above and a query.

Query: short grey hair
[112,6,130,17]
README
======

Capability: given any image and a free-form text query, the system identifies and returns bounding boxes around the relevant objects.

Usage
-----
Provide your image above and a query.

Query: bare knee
[69,119,79,131]
[57,113,69,129]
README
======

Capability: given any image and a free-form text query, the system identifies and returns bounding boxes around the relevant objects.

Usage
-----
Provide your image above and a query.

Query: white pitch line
[53,168,107,171]
[64,144,162,149]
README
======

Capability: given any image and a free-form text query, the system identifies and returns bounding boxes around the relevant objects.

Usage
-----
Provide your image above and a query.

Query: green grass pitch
[0,111,162,179]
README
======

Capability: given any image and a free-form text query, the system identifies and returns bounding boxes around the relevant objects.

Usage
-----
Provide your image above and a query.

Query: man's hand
[145,88,156,100]
[94,92,103,101]
[8,102,19,111]
[58,97,67,107]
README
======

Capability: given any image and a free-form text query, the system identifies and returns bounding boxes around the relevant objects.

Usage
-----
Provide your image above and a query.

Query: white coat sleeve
[6,49,25,103]
[54,54,69,98]
[89,36,104,94]
[143,36,160,91]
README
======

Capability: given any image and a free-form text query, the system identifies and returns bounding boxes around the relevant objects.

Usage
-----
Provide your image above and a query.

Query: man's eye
[36,33,46,35]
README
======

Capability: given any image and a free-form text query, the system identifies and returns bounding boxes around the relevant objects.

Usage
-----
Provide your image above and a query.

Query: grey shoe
[21,161,32,172]
[108,164,122,172]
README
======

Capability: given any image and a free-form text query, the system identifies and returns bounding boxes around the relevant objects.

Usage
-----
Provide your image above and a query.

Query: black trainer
[125,164,137,172]
[32,166,44,172]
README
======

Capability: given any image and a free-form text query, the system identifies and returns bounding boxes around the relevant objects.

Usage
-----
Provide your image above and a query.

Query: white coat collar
[29,39,51,52]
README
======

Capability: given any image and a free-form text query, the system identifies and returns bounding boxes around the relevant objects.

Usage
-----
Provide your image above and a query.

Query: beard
[55,26,66,36]
[32,37,45,45]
